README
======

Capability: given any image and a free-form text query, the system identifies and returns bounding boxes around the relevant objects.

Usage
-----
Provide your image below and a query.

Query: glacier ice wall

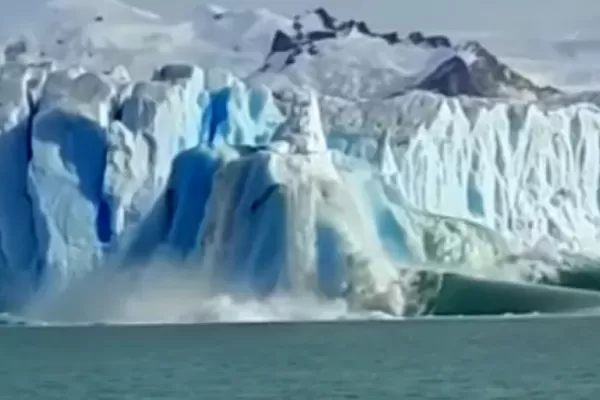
[2,60,600,320]
[320,91,600,260]
[0,62,286,306]
[0,63,40,308]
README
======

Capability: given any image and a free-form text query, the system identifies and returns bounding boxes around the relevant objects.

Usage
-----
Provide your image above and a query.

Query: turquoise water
[0,317,599,399]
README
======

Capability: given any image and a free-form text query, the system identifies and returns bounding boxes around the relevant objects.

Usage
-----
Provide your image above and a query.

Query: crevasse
[2,60,600,319]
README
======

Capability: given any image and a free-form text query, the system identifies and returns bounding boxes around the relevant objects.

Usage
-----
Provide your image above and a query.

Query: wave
[430,272,600,316]
[12,259,600,327]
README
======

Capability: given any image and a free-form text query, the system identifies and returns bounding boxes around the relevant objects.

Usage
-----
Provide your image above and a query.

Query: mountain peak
[251,7,561,100]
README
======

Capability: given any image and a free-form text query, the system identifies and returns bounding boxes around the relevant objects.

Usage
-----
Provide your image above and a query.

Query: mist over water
[20,260,387,324]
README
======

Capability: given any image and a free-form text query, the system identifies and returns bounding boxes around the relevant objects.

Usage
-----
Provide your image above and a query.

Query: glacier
[2,58,600,324]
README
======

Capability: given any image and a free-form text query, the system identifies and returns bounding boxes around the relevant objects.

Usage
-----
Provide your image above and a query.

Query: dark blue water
[0,317,599,399]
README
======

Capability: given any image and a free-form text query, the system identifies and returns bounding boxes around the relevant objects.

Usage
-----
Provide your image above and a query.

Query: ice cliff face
[0,61,286,304]
[2,57,600,320]
[319,91,600,254]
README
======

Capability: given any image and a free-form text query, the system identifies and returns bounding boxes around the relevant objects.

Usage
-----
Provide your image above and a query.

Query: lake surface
[0,316,599,399]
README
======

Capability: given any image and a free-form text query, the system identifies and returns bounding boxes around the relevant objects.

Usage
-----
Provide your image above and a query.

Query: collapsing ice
[2,60,600,323]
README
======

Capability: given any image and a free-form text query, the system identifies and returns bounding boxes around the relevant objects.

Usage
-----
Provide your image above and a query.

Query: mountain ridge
[1,2,564,101]
[255,7,561,99]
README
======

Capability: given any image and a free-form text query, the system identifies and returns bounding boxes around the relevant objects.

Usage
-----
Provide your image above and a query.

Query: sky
[126,0,600,37]
[4,0,600,38]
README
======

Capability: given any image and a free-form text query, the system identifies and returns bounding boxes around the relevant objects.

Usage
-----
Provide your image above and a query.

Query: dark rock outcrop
[269,30,296,54]
[459,41,560,99]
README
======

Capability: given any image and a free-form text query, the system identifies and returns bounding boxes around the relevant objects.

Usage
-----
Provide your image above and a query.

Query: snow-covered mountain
[2,0,600,324]
[251,8,561,100]
[2,1,564,101]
